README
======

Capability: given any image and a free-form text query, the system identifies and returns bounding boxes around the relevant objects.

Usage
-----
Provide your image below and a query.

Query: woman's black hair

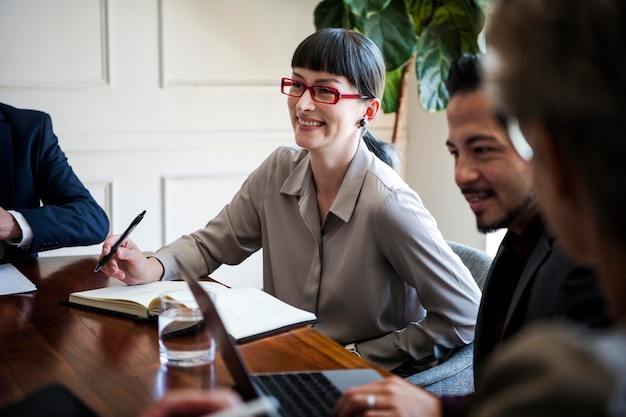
[292,28,398,169]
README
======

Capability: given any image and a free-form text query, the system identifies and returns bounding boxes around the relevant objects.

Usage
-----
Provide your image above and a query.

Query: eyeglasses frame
[280,77,370,105]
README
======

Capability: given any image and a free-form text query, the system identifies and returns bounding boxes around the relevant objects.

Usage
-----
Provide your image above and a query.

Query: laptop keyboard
[250,372,342,417]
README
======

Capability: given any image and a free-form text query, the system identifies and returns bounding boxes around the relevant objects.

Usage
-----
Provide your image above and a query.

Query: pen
[94,210,146,273]
[202,396,279,417]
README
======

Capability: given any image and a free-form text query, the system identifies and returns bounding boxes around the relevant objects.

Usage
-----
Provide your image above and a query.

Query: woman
[100,28,480,374]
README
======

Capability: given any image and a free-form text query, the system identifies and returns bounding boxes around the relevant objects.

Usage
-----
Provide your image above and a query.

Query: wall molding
[157,0,317,88]
[0,0,109,88]
[57,127,399,153]
[58,129,297,152]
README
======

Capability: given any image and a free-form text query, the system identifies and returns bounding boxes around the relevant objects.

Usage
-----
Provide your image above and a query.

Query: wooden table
[0,256,386,417]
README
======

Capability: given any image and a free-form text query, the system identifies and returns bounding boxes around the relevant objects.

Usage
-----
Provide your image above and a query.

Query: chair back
[406,241,493,396]
[446,240,492,290]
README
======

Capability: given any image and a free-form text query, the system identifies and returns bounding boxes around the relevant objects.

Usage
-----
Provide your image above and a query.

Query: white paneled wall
[0,0,487,287]
[0,0,108,87]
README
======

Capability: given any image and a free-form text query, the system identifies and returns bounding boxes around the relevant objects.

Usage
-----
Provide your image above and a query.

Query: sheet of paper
[0,264,37,295]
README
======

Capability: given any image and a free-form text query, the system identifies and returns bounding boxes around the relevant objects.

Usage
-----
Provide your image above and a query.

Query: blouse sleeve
[356,190,482,369]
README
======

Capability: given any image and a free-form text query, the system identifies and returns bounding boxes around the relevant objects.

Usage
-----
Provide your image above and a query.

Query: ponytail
[363,130,399,171]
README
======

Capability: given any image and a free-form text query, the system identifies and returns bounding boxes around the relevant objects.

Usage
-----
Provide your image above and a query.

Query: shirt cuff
[6,210,33,249]
[344,343,361,358]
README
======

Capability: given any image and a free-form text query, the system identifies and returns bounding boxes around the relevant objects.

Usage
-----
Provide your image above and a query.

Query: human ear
[363,99,381,123]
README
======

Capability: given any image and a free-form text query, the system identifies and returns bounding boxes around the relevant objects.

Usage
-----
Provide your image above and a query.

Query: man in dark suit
[444,55,609,381]
[0,102,109,262]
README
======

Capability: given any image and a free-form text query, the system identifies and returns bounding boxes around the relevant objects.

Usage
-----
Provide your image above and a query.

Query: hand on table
[333,375,441,417]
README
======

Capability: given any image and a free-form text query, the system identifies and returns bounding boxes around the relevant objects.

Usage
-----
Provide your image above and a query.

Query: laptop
[180,270,383,417]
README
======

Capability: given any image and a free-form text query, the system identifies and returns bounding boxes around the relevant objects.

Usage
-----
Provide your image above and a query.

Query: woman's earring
[358,119,367,128]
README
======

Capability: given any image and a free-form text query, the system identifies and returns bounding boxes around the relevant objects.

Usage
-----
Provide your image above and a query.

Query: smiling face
[287,67,377,160]
[446,90,538,234]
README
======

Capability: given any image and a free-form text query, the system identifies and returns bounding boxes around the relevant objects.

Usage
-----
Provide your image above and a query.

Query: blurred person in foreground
[468,0,626,415]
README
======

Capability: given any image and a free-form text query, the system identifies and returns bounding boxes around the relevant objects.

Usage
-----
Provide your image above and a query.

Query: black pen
[94,210,146,273]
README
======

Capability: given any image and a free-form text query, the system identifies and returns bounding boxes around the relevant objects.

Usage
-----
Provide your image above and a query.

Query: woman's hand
[333,376,441,417]
[97,235,164,284]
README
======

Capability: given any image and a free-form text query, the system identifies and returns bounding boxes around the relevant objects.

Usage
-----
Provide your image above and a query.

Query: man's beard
[477,193,537,233]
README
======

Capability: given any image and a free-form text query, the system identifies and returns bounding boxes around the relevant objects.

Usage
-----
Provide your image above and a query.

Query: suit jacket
[0,103,109,261]
[473,225,610,383]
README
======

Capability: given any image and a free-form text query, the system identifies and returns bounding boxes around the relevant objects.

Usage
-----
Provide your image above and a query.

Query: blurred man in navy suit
[0,102,109,262]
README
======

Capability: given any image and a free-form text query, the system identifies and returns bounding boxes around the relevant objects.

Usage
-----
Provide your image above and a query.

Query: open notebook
[181,269,382,417]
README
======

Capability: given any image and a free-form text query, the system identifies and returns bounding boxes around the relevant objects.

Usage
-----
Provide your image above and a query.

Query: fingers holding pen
[97,234,128,278]
[97,236,164,285]
[98,235,142,278]
[95,209,149,282]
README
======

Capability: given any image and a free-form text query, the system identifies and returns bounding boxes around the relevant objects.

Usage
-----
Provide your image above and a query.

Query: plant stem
[391,53,414,148]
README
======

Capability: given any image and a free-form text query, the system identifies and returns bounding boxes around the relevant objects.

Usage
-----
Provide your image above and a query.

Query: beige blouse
[155,139,481,370]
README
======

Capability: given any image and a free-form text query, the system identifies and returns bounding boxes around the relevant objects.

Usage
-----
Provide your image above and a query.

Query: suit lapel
[502,231,551,333]
[473,244,508,372]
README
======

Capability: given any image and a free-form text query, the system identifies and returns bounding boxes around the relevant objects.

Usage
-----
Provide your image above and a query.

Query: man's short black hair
[446,54,482,98]
[446,53,507,128]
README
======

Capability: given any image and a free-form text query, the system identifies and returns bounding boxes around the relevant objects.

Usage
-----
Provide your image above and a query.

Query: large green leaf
[352,0,416,71]
[381,64,405,113]
[315,0,489,112]
[416,22,459,111]
[314,0,350,29]
[432,0,484,54]
[405,0,435,36]
[345,0,392,17]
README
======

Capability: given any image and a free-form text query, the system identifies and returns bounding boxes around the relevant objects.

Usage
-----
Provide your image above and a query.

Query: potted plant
[314,0,489,144]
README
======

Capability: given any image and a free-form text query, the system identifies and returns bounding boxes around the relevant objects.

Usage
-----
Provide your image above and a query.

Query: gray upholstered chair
[406,241,492,396]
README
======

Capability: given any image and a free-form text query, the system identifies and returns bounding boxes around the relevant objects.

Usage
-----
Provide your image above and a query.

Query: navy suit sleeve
[16,113,109,254]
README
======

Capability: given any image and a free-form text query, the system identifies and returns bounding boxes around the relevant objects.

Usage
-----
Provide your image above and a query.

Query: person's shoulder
[0,102,49,129]
[364,159,418,214]
[365,156,409,190]
[362,158,425,220]
[0,102,48,118]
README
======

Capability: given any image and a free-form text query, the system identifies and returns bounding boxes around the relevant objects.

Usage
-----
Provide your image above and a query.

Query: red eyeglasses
[280,78,370,104]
